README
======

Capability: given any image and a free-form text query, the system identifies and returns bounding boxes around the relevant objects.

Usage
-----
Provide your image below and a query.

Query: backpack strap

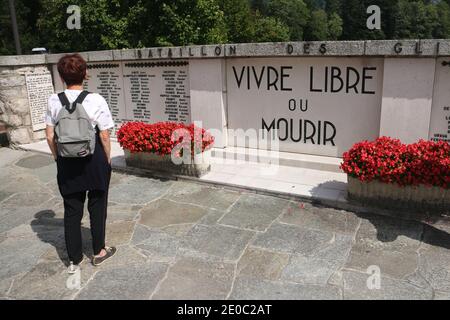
[73,90,90,105]
[57,92,71,109]
[58,91,90,113]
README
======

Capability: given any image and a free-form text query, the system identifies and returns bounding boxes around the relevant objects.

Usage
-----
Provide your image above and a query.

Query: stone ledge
[2,40,450,66]
[0,55,46,66]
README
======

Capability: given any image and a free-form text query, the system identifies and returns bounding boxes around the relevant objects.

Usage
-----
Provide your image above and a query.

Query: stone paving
[1,148,450,300]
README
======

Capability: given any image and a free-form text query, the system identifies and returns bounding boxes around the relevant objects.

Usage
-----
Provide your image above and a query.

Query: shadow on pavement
[30,210,94,266]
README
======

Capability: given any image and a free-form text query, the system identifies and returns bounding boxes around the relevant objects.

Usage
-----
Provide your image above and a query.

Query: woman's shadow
[30,209,94,266]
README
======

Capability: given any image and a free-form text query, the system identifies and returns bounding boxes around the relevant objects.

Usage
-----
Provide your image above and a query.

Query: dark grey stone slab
[0,149,26,168]
[280,202,360,235]
[229,276,341,300]
[140,199,209,228]
[181,224,254,261]
[197,208,226,226]
[164,182,240,211]
[0,191,13,203]
[0,207,40,233]
[106,203,141,222]
[237,247,289,281]
[346,246,418,280]
[281,254,342,285]
[252,223,309,253]
[0,192,52,208]
[0,174,52,194]
[8,258,74,299]
[345,215,422,279]
[15,154,54,169]
[152,256,234,300]
[0,236,50,280]
[132,224,180,261]
[109,176,173,205]
[219,194,289,231]
[252,223,347,258]
[353,215,423,251]
[105,221,136,246]
[77,262,168,300]
[418,246,450,292]
[342,270,432,300]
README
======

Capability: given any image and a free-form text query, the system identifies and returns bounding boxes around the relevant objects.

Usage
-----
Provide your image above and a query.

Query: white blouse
[45,89,114,131]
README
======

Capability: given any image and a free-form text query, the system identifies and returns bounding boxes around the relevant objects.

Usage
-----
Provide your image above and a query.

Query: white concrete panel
[380,58,436,143]
[189,59,227,148]
[429,58,450,143]
[226,57,384,157]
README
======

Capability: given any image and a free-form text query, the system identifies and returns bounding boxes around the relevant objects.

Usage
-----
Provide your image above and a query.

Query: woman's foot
[68,257,84,274]
[92,246,117,266]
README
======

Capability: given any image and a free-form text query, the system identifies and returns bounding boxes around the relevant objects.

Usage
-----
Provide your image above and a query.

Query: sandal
[92,246,117,266]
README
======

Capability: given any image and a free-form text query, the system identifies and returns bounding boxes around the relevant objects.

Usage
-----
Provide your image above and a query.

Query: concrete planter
[124,149,211,177]
[347,176,450,212]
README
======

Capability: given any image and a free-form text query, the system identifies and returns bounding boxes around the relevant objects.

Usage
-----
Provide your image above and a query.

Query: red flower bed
[117,121,214,156]
[341,137,450,189]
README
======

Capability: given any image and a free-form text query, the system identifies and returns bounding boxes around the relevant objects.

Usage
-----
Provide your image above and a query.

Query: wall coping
[1,39,450,66]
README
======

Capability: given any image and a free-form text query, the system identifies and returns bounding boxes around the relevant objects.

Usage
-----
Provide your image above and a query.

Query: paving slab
[139,199,209,228]
[345,216,423,279]
[0,149,26,168]
[342,270,433,300]
[180,224,255,261]
[218,193,289,232]
[106,203,141,222]
[237,247,290,281]
[8,257,77,300]
[229,276,341,300]
[0,192,53,208]
[164,181,240,211]
[14,154,55,169]
[105,221,136,246]
[76,262,168,300]
[281,254,343,285]
[109,176,173,205]
[152,256,234,300]
[131,224,180,261]
[0,236,51,280]
[280,202,360,235]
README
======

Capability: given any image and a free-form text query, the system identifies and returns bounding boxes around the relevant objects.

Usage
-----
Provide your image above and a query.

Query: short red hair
[57,54,87,86]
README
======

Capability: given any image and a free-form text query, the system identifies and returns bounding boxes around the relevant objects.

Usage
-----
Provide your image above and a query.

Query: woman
[45,53,116,272]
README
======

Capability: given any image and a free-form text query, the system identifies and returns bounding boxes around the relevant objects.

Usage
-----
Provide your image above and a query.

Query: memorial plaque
[429,58,450,143]
[122,61,190,123]
[83,62,127,134]
[227,57,384,157]
[25,72,55,131]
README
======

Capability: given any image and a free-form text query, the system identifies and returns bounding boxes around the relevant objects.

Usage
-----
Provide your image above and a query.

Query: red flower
[117,121,215,157]
[340,137,450,189]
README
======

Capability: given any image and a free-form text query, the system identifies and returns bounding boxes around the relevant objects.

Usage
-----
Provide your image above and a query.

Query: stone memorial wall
[0,39,449,155]
[58,60,191,135]
[429,58,450,143]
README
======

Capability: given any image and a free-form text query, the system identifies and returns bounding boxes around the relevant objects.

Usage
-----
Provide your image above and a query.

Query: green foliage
[267,0,310,40]
[1,0,450,55]
[253,12,290,42]
[218,0,255,43]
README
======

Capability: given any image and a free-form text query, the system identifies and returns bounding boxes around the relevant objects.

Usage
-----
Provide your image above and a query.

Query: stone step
[211,147,342,173]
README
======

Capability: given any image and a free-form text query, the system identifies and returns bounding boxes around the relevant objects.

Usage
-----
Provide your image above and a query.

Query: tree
[253,12,290,42]
[306,9,328,40]
[327,12,343,40]
[155,0,228,46]
[393,0,439,39]
[267,0,310,40]
[218,0,255,43]
[0,0,43,55]
[433,1,450,38]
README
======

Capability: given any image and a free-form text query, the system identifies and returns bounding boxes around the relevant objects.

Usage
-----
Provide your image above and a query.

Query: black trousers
[63,189,108,264]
